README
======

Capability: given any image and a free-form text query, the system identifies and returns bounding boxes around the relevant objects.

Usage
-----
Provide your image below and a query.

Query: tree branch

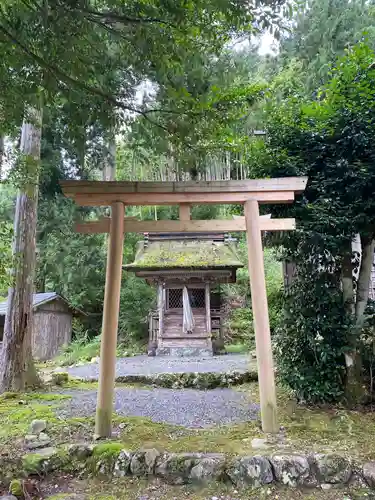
[0,20,204,120]
[78,7,176,28]
[0,23,178,130]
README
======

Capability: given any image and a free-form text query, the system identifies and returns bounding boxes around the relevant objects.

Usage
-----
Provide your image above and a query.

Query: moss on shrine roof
[125,240,243,271]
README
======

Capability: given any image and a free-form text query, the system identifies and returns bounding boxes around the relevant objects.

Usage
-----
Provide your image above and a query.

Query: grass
[52,337,101,367]
[38,337,144,368]
[226,343,249,354]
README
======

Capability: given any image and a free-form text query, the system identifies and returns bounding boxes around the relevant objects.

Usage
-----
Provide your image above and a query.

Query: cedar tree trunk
[0,107,42,392]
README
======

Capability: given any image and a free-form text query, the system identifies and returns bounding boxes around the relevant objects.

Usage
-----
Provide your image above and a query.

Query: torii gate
[60,177,307,437]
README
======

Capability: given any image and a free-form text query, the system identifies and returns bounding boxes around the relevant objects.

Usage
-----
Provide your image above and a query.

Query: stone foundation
[156,347,213,357]
[10,444,375,492]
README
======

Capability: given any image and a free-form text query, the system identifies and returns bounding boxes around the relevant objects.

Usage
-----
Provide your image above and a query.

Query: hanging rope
[182,286,195,334]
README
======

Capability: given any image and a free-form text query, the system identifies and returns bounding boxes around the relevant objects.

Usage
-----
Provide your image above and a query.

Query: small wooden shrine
[125,232,243,356]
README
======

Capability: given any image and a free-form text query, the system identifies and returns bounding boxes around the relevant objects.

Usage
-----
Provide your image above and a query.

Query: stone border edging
[12,443,375,491]
[82,370,258,389]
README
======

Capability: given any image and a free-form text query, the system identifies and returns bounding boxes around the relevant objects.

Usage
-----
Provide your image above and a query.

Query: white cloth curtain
[182,286,195,334]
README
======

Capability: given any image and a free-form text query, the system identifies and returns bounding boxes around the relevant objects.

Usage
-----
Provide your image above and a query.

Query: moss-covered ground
[101,382,375,459]
[2,381,375,465]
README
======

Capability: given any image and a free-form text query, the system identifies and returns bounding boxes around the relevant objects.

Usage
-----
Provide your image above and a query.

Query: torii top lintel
[60,177,308,206]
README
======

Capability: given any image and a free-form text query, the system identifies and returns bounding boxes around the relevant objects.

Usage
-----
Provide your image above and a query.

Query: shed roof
[0,292,83,316]
[125,238,243,272]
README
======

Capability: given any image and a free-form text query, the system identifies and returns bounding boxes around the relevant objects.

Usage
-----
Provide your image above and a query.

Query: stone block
[363,462,375,488]
[227,455,273,487]
[155,453,198,484]
[114,450,133,477]
[130,448,161,476]
[271,454,314,487]
[189,454,226,482]
[314,454,352,484]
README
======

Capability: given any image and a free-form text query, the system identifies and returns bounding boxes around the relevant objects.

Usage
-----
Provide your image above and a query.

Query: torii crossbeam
[60,177,307,438]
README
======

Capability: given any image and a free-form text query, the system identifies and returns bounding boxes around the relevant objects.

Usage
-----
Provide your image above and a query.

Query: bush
[118,273,155,343]
[226,307,254,347]
[223,243,283,345]
[275,265,349,403]
[55,336,101,366]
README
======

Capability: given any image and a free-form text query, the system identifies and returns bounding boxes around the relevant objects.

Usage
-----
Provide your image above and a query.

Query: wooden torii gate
[60,177,307,437]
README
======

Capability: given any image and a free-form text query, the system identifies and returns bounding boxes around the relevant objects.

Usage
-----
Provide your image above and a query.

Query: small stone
[90,357,99,364]
[26,432,50,450]
[25,434,38,442]
[118,423,127,430]
[0,496,18,500]
[251,438,269,449]
[68,443,93,460]
[321,484,332,490]
[29,419,47,434]
[25,433,49,450]
[363,461,375,488]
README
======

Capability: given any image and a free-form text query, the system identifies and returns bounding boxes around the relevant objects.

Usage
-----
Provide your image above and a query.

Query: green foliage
[55,337,101,367]
[226,307,254,347]
[9,479,23,497]
[275,266,350,403]
[118,274,155,343]
[224,243,283,346]
[0,184,15,296]
[37,196,107,313]
[252,40,375,402]
[281,0,375,91]
[225,343,249,354]
[0,219,12,296]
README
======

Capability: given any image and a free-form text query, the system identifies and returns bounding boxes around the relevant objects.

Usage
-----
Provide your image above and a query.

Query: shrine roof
[124,235,243,271]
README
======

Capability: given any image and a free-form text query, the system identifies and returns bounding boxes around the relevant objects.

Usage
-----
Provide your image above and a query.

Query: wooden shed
[125,232,243,356]
[0,292,80,361]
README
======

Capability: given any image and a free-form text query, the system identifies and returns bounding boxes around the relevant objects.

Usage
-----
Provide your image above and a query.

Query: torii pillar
[245,199,277,432]
[95,202,125,437]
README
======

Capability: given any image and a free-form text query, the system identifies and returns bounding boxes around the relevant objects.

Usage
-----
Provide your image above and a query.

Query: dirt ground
[36,475,375,500]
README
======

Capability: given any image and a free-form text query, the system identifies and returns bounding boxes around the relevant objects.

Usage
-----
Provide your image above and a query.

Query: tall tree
[0,107,42,391]
[281,0,375,90]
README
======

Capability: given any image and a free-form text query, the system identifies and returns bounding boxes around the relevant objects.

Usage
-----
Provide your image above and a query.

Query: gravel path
[58,387,259,428]
[66,354,253,381]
